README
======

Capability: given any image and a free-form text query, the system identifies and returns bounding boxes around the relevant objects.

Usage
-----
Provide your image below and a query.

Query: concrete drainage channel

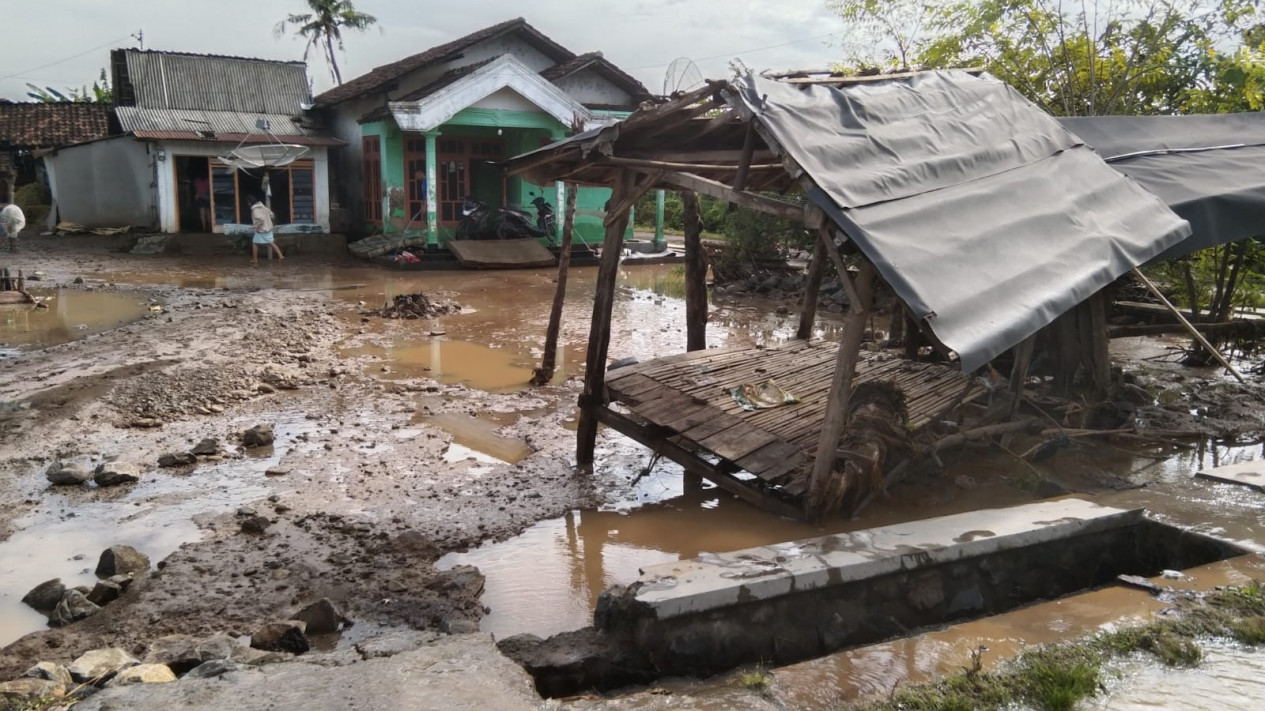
[498,498,1253,698]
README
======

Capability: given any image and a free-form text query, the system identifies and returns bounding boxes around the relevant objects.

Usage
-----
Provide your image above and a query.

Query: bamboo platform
[600,341,975,518]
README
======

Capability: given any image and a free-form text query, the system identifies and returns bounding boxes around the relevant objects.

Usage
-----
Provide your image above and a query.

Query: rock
[184,659,239,679]
[131,417,163,428]
[49,590,101,627]
[442,618,479,635]
[96,544,150,577]
[240,516,271,534]
[144,635,203,674]
[191,438,220,456]
[93,461,141,487]
[87,579,123,606]
[46,460,93,485]
[250,621,310,655]
[236,506,257,517]
[106,663,177,687]
[67,647,139,683]
[257,383,277,394]
[431,565,485,599]
[264,466,290,477]
[72,276,84,284]
[208,404,224,414]
[242,423,275,447]
[21,578,66,613]
[109,574,135,592]
[0,678,63,701]
[395,530,438,558]
[24,661,73,690]
[293,598,346,634]
[195,634,247,663]
[157,452,196,467]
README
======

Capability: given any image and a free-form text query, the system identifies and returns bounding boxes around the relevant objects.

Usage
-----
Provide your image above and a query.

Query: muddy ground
[1,235,1264,705]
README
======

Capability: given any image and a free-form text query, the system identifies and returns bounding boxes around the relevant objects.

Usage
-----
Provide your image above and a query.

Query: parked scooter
[457,193,557,241]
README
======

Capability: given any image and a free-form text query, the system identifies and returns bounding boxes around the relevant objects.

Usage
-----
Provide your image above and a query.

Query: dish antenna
[216,119,310,208]
[663,57,705,96]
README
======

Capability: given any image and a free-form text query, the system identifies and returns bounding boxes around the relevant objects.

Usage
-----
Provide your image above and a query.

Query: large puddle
[0,288,151,357]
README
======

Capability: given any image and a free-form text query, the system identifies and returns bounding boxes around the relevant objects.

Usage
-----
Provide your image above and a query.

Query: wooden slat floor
[605,341,973,498]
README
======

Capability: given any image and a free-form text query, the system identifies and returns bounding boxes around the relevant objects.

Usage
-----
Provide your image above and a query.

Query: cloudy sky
[2,0,848,101]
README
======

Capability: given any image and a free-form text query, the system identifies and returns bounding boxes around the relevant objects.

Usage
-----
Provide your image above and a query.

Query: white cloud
[3,0,846,101]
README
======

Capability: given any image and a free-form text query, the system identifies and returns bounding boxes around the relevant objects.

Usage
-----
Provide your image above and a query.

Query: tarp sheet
[732,72,1191,373]
[1060,114,1265,261]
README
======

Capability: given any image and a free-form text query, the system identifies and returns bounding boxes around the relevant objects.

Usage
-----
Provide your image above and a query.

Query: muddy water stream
[0,289,150,357]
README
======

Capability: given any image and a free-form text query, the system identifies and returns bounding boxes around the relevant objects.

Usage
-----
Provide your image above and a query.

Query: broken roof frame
[503,68,1263,518]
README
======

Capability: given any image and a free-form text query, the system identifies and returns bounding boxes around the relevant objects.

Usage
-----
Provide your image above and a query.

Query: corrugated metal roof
[131,130,342,146]
[118,49,311,114]
[115,107,324,137]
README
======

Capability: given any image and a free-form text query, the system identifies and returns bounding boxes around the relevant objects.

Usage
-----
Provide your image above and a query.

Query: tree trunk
[532,183,578,386]
[682,190,707,351]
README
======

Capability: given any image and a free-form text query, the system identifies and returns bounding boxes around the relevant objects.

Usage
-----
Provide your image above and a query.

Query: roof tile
[0,102,111,148]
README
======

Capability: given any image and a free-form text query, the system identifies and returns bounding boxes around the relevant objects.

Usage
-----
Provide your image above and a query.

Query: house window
[212,166,238,225]
[363,136,382,223]
[288,162,315,223]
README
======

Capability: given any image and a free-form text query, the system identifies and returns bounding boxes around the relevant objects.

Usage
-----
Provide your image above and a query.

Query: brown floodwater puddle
[0,289,151,356]
[422,413,533,464]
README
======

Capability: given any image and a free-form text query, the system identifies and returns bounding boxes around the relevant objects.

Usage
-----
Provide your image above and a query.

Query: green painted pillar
[425,130,440,246]
[654,190,665,246]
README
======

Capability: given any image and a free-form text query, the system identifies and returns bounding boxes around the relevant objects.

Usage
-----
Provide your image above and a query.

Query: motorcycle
[456,193,557,241]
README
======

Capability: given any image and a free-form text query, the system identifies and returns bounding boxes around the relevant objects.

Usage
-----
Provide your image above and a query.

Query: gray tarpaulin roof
[1060,113,1265,261]
[732,72,1192,373]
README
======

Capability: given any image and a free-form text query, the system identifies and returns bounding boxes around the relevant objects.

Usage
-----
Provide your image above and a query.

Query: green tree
[274,0,379,85]
[26,68,112,103]
[830,0,943,70]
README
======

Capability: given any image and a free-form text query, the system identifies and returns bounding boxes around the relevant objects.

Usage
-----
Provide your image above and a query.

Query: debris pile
[368,292,460,320]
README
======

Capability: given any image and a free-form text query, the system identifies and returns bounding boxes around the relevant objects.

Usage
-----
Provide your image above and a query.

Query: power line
[625,30,844,71]
[0,33,135,81]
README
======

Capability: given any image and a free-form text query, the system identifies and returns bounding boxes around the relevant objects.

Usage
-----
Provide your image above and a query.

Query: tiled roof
[112,48,312,114]
[357,57,501,124]
[314,17,577,107]
[0,102,112,148]
[540,52,651,101]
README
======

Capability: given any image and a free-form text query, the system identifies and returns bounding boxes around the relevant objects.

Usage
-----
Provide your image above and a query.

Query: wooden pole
[577,171,637,465]
[682,190,708,351]
[1132,268,1246,384]
[806,257,878,519]
[1007,334,1036,420]
[731,121,757,194]
[532,182,579,386]
[797,228,829,340]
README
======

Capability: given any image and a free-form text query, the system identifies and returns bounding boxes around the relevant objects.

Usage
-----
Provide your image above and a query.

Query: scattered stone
[0,678,62,701]
[143,635,202,675]
[257,383,277,394]
[242,423,275,447]
[49,590,100,627]
[250,620,310,655]
[395,530,438,558]
[208,404,224,414]
[130,417,163,428]
[106,663,177,687]
[87,579,123,606]
[109,574,135,592]
[442,618,479,635]
[45,460,93,486]
[95,544,150,577]
[293,598,346,634]
[194,634,246,663]
[264,466,290,477]
[191,438,220,456]
[72,276,84,284]
[93,461,141,487]
[236,506,257,517]
[157,451,196,467]
[23,661,73,691]
[240,516,271,534]
[21,578,66,613]
[67,648,139,684]
[184,659,238,679]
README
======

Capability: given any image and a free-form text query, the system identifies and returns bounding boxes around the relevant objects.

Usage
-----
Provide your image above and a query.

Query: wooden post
[532,182,579,386]
[682,190,708,351]
[1083,291,1111,396]
[577,171,637,465]
[1007,334,1036,419]
[797,228,829,340]
[731,122,757,194]
[806,257,878,520]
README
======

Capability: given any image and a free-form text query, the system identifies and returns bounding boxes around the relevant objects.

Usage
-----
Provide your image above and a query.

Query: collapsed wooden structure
[504,73,1249,519]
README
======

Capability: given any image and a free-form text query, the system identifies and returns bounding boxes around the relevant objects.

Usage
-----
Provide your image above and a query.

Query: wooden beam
[577,170,639,466]
[683,190,708,351]
[779,67,986,85]
[623,149,778,164]
[531,182,579,386]
[732,121,758,193]
[806,258,878,520]
[1007,334,1036,420]
[1132,268,1247,384]
[594,407,806,520]
[626,168,805,222]
[685,108,742,141]
[605,156,782,173]
[798,227,830,340]
[602,170,663,226]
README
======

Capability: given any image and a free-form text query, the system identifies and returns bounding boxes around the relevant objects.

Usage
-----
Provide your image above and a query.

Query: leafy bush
[712,206,814,282]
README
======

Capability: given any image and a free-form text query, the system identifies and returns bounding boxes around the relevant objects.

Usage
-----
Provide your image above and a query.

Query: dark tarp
[1060,114,1265,261]
[732,72,1191,373]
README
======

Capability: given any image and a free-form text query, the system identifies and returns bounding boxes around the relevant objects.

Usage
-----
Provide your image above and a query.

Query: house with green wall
[314,18,653,245]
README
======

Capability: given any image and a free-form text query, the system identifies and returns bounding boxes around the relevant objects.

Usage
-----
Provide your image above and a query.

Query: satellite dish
[216,143,309,170]
[663,57,705,96]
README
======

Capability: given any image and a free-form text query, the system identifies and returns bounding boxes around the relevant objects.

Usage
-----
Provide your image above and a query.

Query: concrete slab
[634,498,1141,620]
[1195,461,1265,493]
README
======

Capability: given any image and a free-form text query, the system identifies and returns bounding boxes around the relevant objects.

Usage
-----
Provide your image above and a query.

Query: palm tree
[274,0,378,85]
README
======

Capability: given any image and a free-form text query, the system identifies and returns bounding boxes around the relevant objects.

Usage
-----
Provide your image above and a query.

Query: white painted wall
[554,67,635,107]
[470,87,548,112]
[44,136,156,228]
[154,140,330,233]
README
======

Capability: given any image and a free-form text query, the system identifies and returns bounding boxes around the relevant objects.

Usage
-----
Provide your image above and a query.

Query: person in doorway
[249,195,284,264]
[0,201,25,253]
[193,173,211,231]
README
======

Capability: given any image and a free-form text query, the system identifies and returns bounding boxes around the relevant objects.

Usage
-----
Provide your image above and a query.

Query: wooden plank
[679,412,745,443]
[699,422,780,462]
[663,405,726,433]
[594,406,805,520]
[621,168,806,222]
[737,440,807,482]
[606,373,660,397]
[446,239,556,269]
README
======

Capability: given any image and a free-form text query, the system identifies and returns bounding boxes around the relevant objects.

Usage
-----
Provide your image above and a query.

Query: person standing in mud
[249,194,284,264]
[193,173,211,232]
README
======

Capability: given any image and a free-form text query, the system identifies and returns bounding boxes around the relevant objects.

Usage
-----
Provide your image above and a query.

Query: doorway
[174,156,212,232]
